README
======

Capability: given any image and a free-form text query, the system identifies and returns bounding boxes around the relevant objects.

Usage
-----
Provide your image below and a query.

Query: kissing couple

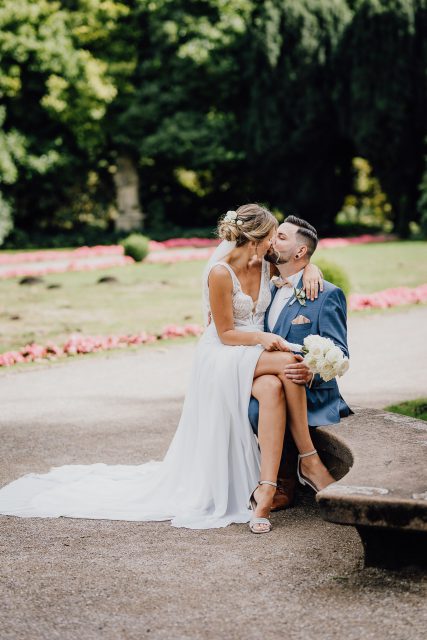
[0,204,351,534]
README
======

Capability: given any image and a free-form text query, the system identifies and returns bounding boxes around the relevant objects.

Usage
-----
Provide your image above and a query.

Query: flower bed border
[0,234,395,278]
[349,284,427,310]
[0,324,203,368]
[2,281,427,368]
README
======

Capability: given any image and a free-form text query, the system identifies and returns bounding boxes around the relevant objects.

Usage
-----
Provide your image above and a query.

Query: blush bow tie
[272,276,294,289]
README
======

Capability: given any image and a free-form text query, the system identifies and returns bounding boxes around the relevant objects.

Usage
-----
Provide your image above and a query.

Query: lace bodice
[206,259,272,329]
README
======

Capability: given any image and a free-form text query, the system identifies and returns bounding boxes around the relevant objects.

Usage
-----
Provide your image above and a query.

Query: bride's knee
[253,374,284,400]
[277,352,297,369]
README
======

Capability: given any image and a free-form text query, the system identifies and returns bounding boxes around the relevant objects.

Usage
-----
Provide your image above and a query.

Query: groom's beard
[264,247,289,265]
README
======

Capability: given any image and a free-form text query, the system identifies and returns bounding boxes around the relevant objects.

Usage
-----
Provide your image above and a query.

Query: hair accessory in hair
[224,210,242,226]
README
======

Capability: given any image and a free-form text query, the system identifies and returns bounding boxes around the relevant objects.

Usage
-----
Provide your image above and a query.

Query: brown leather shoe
[271,477,296,511]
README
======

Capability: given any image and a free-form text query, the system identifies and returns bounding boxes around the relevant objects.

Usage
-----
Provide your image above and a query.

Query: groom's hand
[284,354,313,385]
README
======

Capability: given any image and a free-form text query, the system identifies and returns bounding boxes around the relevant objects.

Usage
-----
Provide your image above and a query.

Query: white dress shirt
[268,269,304,331]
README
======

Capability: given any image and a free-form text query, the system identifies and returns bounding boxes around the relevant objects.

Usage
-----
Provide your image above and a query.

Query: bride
[0,203,334,532]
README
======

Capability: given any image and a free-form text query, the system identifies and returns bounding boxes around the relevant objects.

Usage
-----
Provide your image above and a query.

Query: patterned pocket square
[291,315,311,325]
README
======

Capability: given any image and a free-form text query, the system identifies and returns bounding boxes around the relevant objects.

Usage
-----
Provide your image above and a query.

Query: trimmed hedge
[120,233,150,262]
[315,258,350,298]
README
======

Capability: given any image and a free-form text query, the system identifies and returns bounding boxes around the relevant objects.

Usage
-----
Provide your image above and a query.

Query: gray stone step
[313,407,427,568]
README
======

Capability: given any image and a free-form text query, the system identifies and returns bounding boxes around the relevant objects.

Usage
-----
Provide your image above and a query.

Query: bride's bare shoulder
[208,263,233,287]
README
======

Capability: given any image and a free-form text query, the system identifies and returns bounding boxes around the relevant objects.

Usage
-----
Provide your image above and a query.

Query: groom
[248,215,352,510]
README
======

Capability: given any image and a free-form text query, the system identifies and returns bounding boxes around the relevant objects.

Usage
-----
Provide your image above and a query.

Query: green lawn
[385,399,427,422]
[315,241,427,293]
[0,261,204,352]
[0,240,426,353]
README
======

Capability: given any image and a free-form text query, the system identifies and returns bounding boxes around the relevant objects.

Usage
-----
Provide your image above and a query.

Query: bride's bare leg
[276,373,334,490]
[251,375,286,530]
[254,352,335,490]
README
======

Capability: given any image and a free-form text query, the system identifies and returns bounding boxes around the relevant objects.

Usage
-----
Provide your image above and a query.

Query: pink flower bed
[0,324,204,368]
[0,256,134,279]
[155,234,393,251]
[0,240,215,267]
[146,248,215,264]
[0,233,392,266]
[0,232,395,278]
[349,284,427,310]
[0,245,124,265]
[2,282,426,368]
[146,233,395,264]
[318,234,394,248]
[160,238,219,248]
[148,240,168,251]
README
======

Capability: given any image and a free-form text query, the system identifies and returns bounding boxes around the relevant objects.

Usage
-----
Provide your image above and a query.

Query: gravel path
[0,305,426,639]
[337,304,427,408]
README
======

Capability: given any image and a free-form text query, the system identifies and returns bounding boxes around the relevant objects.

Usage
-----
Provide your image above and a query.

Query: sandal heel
[248,480,277,534]
[297,449,320,493]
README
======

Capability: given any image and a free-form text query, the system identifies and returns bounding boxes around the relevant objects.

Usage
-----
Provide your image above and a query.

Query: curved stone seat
[311,407,427,569]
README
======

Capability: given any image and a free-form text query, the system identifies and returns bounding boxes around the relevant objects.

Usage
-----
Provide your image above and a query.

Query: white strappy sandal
[297,449,320,493]
[248,480,277,534]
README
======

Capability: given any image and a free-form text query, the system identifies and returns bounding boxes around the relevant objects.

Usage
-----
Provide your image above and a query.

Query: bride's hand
[302,263,323,301]
[258,332,291,352]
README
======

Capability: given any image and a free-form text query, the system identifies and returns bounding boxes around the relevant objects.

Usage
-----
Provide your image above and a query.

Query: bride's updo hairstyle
[217,204,277,247]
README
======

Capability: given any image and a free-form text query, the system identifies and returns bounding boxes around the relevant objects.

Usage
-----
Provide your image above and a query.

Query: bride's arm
[208,266,288,351]
[269,262,324,301]
[302,263,323,301]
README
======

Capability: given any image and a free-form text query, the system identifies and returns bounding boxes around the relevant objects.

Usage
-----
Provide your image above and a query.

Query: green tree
[335,0,427,237]
[230,0,354,234]
[2,0,425,243]
[0,0,118,239]
[337,156,392,229]
[105,0,254,232]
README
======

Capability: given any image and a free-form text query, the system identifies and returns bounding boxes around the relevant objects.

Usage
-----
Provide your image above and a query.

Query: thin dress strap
[210,261,240,291]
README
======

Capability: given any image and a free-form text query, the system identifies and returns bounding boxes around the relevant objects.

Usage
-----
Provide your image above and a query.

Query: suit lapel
[265,283,279,331]
[272,275,304,335]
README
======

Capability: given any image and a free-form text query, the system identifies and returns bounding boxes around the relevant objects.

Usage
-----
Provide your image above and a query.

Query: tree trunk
[113,155,144,232]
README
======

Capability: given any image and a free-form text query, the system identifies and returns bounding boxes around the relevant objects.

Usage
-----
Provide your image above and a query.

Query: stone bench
[311,407,427,569]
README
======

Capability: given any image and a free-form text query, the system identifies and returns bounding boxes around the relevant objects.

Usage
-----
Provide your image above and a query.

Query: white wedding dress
[0,254,273,529]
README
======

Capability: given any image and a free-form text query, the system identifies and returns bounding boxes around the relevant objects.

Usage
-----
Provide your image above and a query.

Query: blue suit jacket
[248,276,352,430]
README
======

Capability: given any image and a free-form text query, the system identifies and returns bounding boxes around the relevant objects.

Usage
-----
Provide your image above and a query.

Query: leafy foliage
[336,157,392,229]
[0,0,120,236]
[0,0,426,245]
[0,190,13,243]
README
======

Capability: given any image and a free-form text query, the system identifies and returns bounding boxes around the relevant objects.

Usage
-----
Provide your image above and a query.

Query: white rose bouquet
[300,334,349,382]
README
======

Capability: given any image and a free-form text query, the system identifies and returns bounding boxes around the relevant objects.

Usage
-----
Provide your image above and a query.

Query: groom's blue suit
[248,275,352,433]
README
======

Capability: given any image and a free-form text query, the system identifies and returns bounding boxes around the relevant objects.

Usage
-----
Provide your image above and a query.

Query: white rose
[325,346,343,366]
[319,362,336,382]
[303,334,320,349]
[304,335,324,358]
[321,338,335,354]
[304,354,321,373]
[337,358,350,377]
[311,346,324,359]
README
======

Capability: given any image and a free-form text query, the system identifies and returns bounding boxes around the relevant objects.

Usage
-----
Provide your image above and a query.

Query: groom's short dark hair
[284,215,318,256]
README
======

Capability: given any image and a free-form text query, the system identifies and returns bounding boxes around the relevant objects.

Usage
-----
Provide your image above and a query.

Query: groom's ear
[295,244,308,260]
